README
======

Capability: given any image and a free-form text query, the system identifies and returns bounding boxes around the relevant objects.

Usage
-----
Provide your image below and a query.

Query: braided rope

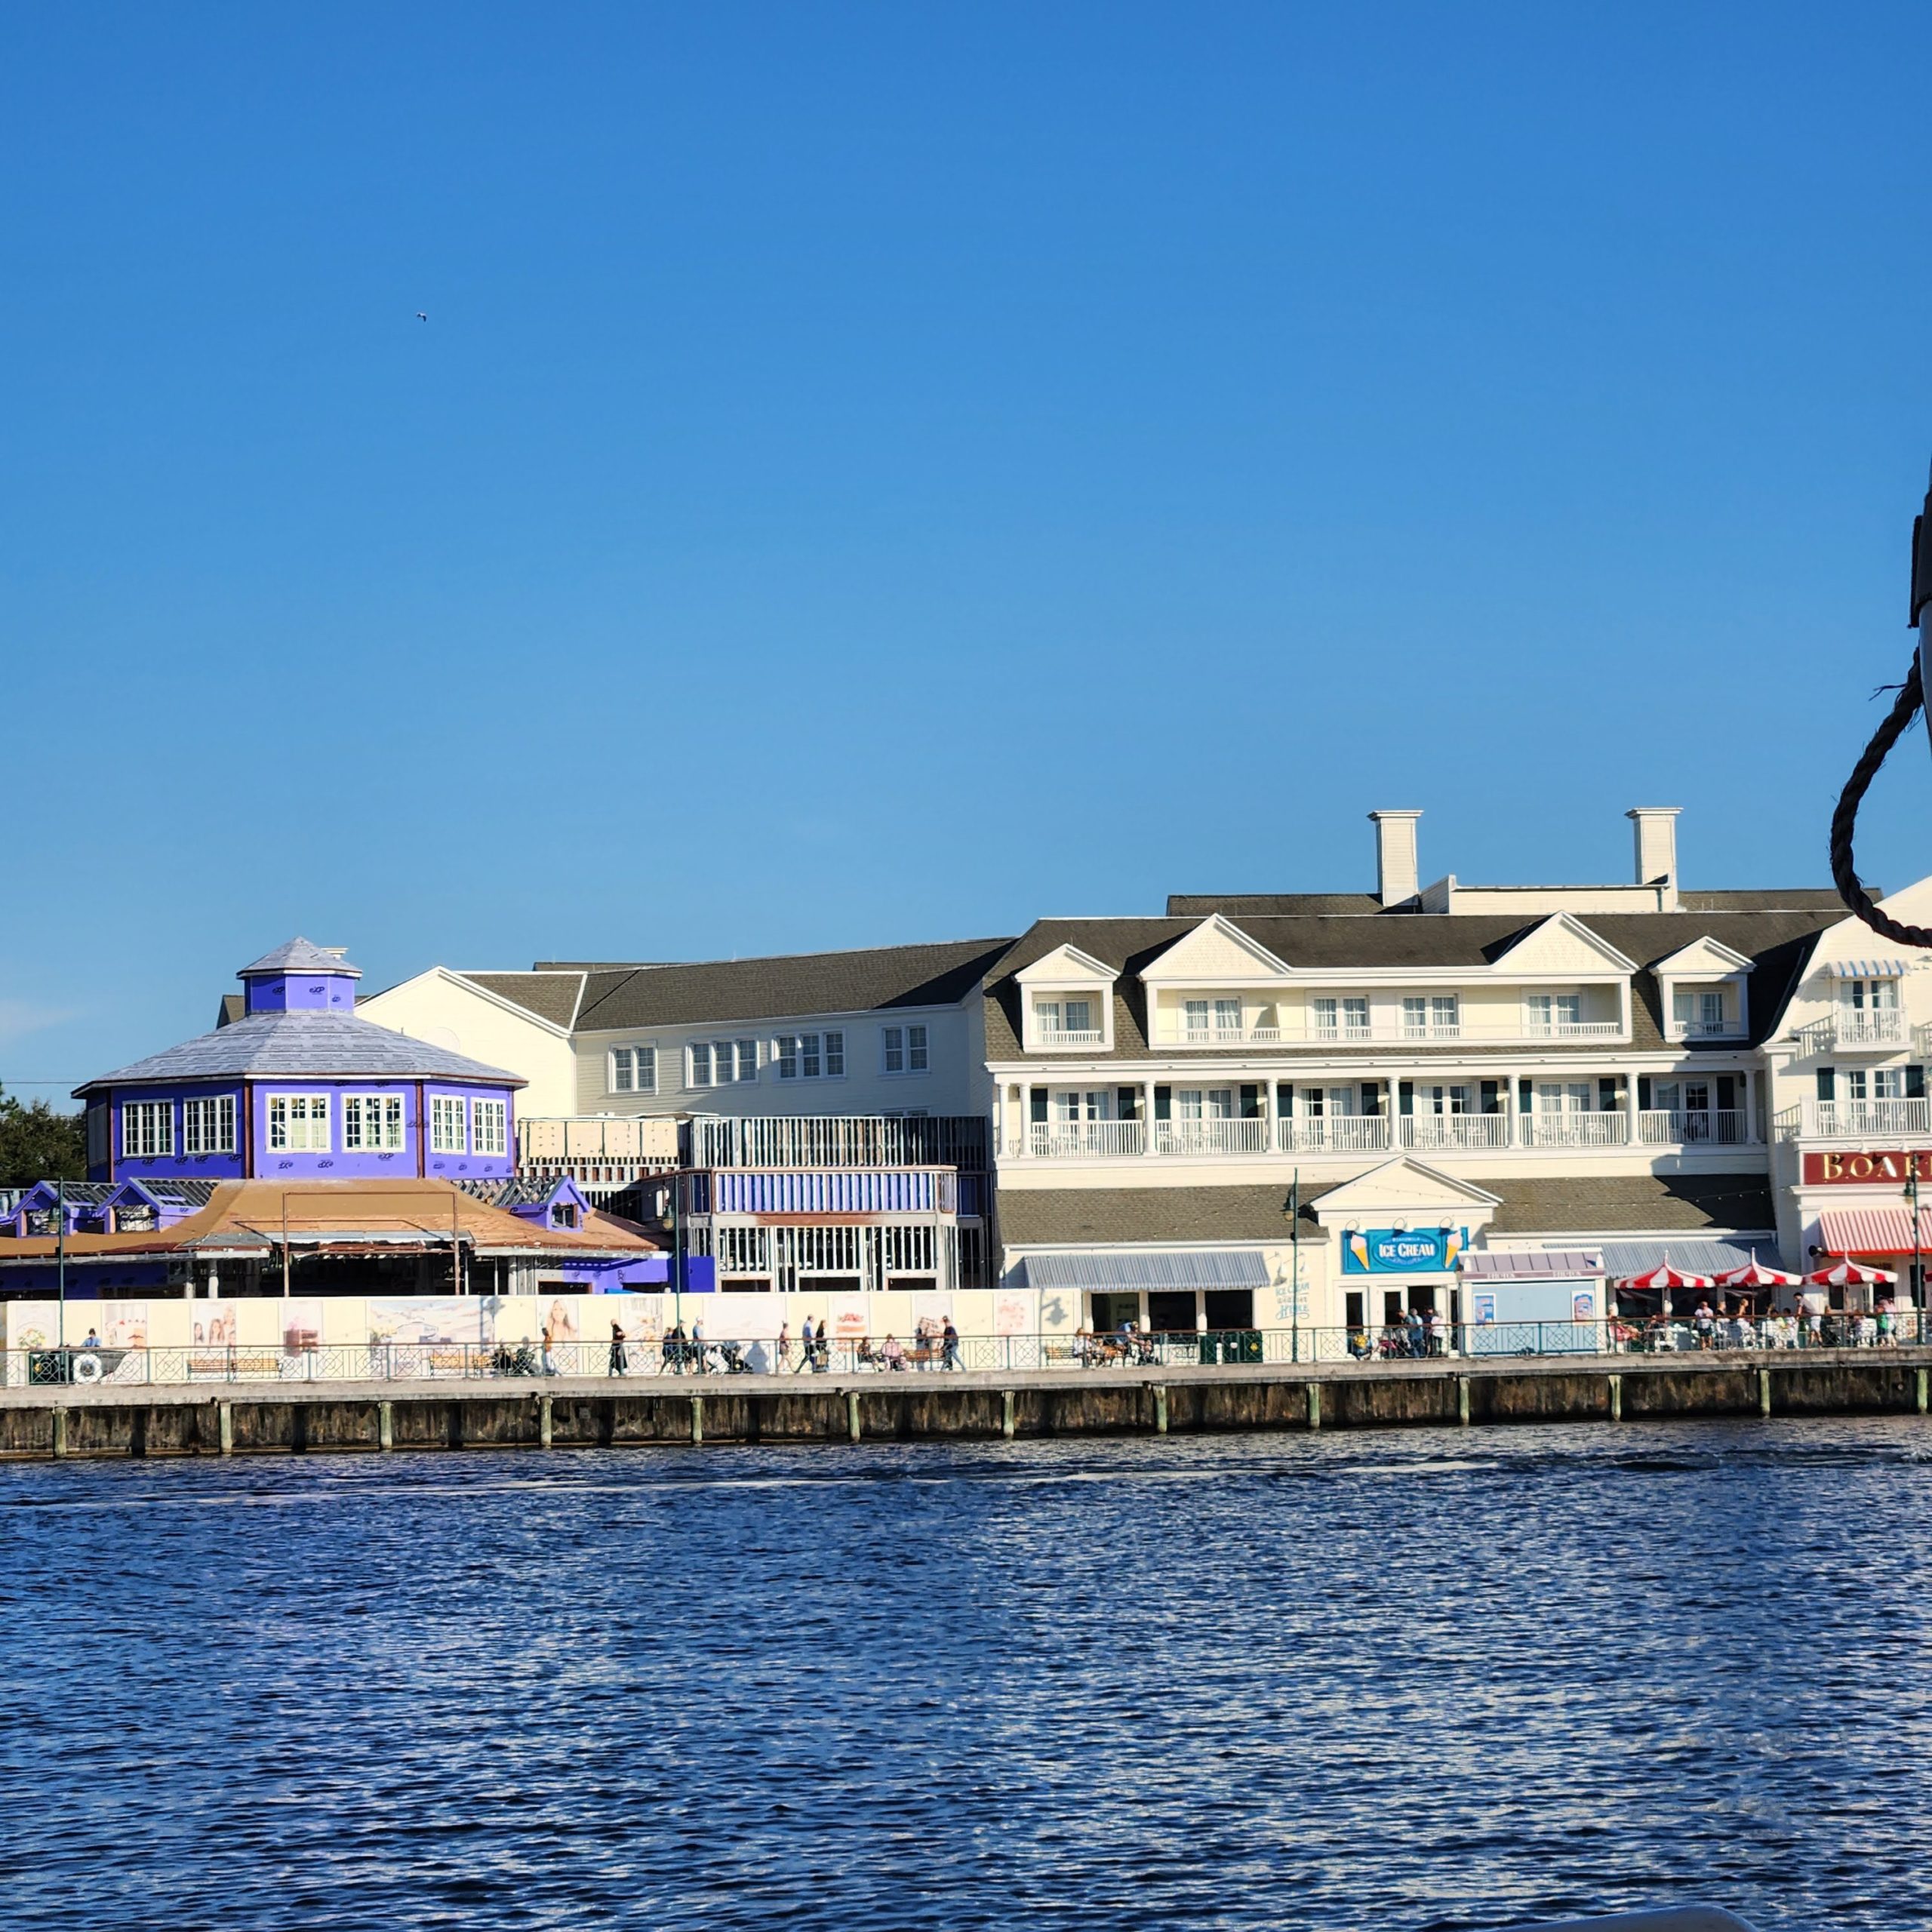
[1830,652,1932,947]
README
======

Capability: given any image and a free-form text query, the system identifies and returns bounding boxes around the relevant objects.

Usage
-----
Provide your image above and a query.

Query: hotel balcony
[1789,1012,1909,1055]
[1004,1106,1755,1160]
[1149,1017,1624,1048]
[1777,1098,1930,1143]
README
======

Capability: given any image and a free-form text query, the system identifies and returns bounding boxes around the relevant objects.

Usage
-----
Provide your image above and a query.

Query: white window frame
[883,1023,931,1077]
[472,1097,508,1158]
[180,1095,236,1156]
[610,1045,656,1095]
[429,1095,468,1155]
[122,1100,175,1159]
[269,1093,331,1153]
[688,1039,756,1089]
[343,1093,407,1152]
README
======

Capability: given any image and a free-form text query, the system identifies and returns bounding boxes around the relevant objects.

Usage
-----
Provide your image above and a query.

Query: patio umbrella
[1617,1258,1716,1317]
[1712,1257,1801,1294]
[1804,1258,1897,1287]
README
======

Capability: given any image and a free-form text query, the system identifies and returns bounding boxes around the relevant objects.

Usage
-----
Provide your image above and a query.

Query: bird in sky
[414,311,428,321]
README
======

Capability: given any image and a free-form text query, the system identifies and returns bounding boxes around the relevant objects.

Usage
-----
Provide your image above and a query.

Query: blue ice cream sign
[1343,1227,1469,1274]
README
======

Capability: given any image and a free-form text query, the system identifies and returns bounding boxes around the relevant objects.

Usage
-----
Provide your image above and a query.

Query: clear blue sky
[5,2,1932,1098]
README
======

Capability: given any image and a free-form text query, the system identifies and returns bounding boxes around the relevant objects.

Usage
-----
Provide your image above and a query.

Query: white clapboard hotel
[357,807,1932,1337]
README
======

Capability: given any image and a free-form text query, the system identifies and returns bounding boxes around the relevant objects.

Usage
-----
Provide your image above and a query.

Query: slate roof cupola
[238,937,361,1016]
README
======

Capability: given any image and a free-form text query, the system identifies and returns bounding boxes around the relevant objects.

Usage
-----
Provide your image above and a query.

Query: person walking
[1404,1307,1426,1359]
[777,1321,792,1374]
[801,1315,814,1374]
[608,1321,629,1377]
[540,1319,557,1377]
[1693,1300,1717,1350]
[941,1318,961,1371]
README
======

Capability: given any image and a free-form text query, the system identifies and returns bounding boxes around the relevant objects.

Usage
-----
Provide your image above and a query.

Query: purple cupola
[238,937,361,1016]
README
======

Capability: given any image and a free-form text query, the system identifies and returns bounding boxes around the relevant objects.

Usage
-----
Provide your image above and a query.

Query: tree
[0,1089,88,1188]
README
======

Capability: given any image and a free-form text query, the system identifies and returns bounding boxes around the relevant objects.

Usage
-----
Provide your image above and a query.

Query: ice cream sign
[1343,1226,1468,1274]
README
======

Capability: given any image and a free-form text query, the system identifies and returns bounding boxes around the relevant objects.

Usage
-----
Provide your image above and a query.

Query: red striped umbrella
[1804,1258,1897,1287]
[1712,1257,1801,1290]
[1618,1260,1717,1292]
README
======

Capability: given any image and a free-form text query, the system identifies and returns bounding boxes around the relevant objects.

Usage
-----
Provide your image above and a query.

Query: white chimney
[1369,810,1423,906]
[1627,807,1680,909]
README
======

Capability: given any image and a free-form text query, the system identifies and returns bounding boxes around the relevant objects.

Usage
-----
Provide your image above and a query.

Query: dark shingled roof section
[463,972,586,1029]
[983,907,1836,1062]
[215,993,244,1029]
[568,940,1020,1032]
[1484,1172,1777,1234]
[998,1185,1314,1247]
[997,1171,1775,1248]
[1170,888,1847,916]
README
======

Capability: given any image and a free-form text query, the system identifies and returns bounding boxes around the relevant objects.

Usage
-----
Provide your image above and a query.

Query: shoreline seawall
[3,1348,1930,1458]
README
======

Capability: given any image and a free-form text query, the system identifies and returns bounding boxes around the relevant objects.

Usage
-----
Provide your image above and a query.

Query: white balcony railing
[1516,1112,1630,1149]
[1154,1117,1271,1156]
[1031,1026,1106,1048]
[1309,1024,1377,1046]
[1022,1120,1146,1159]
[1792,1011,1906,1054]
[1521,1020,1623,1040]
[1400,1113,1509,1151]
[1637,1109,1750,1146]
[1277,1116,1395,1154]
[1801,1098,1930,1141]
[1156,1023,1284,1047]
[1671,1018,1746,1041]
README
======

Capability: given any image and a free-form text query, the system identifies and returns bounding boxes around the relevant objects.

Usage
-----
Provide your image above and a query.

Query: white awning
[1828,958,1910,978]
[1014,1249,1269,1291]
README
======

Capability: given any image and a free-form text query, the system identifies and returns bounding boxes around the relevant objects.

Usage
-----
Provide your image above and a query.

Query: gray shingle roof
[566,939,1019,1033]
[238,937,361,978]
[997,1171,1776,1249]
[75,1012,523,1095]
[461,971,586,1029]
[983,906,1838,1061]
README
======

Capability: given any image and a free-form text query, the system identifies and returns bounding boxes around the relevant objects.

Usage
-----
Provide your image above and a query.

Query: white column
[1142,1081,1158,1156]
[1623,1072,1642,1146]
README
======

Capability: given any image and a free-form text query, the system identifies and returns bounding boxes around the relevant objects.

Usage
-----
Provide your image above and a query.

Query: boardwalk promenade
[5,1346,1932,1459]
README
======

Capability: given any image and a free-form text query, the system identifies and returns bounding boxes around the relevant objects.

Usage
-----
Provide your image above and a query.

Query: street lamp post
[1909,1169,1924,1343]
[56,1176,66,1358]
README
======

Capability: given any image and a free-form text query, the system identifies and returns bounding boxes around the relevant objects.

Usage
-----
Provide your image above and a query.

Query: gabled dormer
[1649,937,1753,1041]
[506,1174,595,1232]
[1140,916,1293,1046]
[1015,945,1118,1052]
[1488,912,1636,1041]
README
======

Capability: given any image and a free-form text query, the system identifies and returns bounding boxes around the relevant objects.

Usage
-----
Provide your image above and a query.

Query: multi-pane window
[1183,999,1242,1038]
[883,1024,930,1074]
[429,1096,467,1154]
[472,1098,508,1157]
[181,1096,236,1155]
[1844,978,1900,1012]
[123,1101,175,1158]
[1525,992,1585,1035]
[689,1040,757,1088]
[268,1094,330,1152]
[343,1094,406,1152]
[776,1031,844,1080]
[1343,998,1369,1036]
[611,1046,657,1094]
[1401,997,1429,1037]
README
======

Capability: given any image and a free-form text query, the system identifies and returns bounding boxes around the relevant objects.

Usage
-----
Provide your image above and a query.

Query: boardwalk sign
[1343,1227,1468,1274]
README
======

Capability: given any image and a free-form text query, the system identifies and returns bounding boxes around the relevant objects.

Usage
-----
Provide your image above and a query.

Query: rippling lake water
[2,1418,1924,1930]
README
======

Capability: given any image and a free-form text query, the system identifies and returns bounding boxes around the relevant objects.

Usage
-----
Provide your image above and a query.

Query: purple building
[75,939,525,1186]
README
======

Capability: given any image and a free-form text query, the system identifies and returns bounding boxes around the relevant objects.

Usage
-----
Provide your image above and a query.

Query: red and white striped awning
[1807,1257,1898,1287]
[1619,1260,1716,1291]
[1712,1257,1801,1289]
[1814,1208,1932,1260]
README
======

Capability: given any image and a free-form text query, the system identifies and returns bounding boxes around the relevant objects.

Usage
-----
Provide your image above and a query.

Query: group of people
[1072,1324,1158,1367]
[1613,1297,1923,1352]
[774,1316,964,1372]
[1349,1309,1450,1361]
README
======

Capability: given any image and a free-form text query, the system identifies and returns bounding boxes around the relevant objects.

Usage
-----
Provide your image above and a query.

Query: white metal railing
[1400,1113,1509,1150]
[1803,1098,1930,1140]
[1520,1020,1623,1039]
[1020,1120,1146,1159]
[1637,1109,1750,1146]
[1516,1112,1630,1148]
[1031,1026,1106,1048]
[1154,1117,1270,1155]
[1793,1011,1906,1054]
[1398,1022,1463,1041]
[1155,1022,1284,1046]
[1277,1116,1394,1154]
[1309,1024,1377,1045]
[1672,1017,1745,1040]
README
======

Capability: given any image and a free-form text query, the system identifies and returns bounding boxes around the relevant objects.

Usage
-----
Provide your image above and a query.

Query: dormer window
[1524,992,1583,1036]
[1034,998,1100,1045]
[1312,997,1370,1040]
